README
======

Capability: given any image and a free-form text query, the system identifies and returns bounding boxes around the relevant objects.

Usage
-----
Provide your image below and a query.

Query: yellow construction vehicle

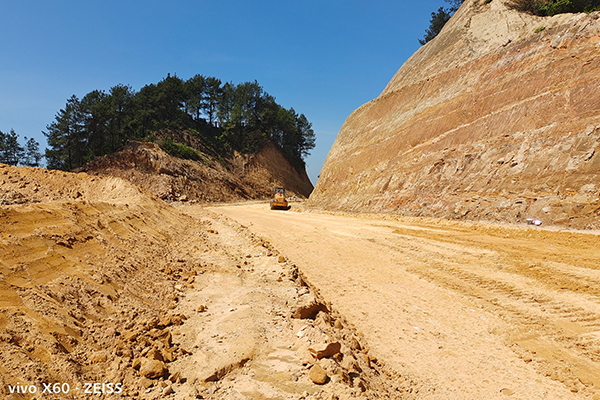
[270,187,290,210]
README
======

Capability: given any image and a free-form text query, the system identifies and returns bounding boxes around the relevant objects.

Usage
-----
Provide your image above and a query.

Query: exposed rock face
[79,140,313,202]
[310,0,600,229]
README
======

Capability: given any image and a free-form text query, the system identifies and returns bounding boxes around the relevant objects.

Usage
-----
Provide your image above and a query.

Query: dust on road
[210,203,600,400]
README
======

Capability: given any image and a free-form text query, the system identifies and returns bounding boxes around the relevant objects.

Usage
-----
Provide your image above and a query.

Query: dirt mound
[0,164,144,206]
[77,140,313,203]
[0,165,400,399]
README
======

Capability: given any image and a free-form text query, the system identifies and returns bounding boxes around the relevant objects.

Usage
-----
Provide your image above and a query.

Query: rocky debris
[309,1,600,230]
[161,208,421,399]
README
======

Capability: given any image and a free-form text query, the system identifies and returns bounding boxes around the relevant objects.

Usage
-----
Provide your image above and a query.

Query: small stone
[132,358,142,370]
[123,331,139,342]
[354,377,367,392]
[349,337,361,351]
[147,348,163,361]
[309,342,341,360]
[500,388,514,396]
[140,378,153,388]
[90,351,108,363]
[341,355,361,374]
[278,255,286,263]
[169,371,181,383]
[139,358,167,379]
[197,305,207,312]
[309,364,328,385]
[315,311,332,327]
[163,385,174,395]
[162,348,176,362]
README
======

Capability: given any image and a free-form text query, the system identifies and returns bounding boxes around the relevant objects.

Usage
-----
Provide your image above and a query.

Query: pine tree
[0,129,24,166]
[22,137,43,167]
[419,0,465,45]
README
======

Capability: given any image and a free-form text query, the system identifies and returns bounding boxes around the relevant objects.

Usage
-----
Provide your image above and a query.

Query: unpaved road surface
[211,203,600,400]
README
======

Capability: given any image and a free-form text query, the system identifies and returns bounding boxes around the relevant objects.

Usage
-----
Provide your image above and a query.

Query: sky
[0,0,450,185]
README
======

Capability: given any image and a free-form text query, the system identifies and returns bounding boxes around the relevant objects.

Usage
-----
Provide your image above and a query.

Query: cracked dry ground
[0,166,406,400]
[211,203,600,400]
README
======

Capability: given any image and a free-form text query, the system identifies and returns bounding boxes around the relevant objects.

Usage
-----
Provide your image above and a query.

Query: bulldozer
[270,187,290,210]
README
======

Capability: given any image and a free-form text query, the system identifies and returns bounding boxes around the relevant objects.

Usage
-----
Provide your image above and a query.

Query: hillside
[77,139,313,203]
[309,0,600,229]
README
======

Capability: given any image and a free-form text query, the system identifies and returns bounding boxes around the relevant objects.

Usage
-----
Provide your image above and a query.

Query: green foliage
[160,138,202,161]
[507,0,600,15]
[44,74,315,172]
[0,129,43,167]
[535,26,547,32]
[419,0,466,45]
[0,129,23,166]
[23,137,44,167]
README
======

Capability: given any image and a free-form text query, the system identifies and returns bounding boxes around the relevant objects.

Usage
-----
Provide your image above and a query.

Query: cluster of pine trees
[0,129,43,167]
[44,74,315,171]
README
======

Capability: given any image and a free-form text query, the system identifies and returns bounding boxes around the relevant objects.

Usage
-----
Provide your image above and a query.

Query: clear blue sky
[1,0,448,185]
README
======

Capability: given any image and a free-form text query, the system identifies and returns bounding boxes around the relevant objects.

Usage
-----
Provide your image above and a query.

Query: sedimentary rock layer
[310,0,600,229]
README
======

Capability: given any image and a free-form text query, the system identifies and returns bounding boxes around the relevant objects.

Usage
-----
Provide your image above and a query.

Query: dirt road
[210,203,600,400]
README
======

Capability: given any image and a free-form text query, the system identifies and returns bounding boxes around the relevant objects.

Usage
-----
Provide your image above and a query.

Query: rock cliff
[310,0,600,229]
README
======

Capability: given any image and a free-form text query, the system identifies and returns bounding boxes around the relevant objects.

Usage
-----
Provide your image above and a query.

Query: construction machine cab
[270,187,290,210]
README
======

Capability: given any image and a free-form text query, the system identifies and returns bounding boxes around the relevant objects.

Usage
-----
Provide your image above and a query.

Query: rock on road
[210,202,600,400]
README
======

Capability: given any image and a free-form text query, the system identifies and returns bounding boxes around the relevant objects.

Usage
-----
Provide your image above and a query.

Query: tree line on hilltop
[0,129,43,167]
[44,74,316,171]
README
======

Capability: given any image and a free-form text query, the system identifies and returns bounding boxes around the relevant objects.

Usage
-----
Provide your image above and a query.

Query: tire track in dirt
[212,203,600,399]
[385,223,600,395]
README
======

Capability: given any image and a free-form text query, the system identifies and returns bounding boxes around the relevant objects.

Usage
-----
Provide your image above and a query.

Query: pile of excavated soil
[77,140,313,203]
[0,164,409,399]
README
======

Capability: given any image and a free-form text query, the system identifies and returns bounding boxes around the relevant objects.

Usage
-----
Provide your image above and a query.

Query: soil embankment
[0,165,402,399]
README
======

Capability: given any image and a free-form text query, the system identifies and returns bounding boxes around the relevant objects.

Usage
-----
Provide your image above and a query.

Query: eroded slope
[78,140,313,203]
[310,0,600,229]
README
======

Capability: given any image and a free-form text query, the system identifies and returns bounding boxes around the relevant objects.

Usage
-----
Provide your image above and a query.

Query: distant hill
[43,74,315,202]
